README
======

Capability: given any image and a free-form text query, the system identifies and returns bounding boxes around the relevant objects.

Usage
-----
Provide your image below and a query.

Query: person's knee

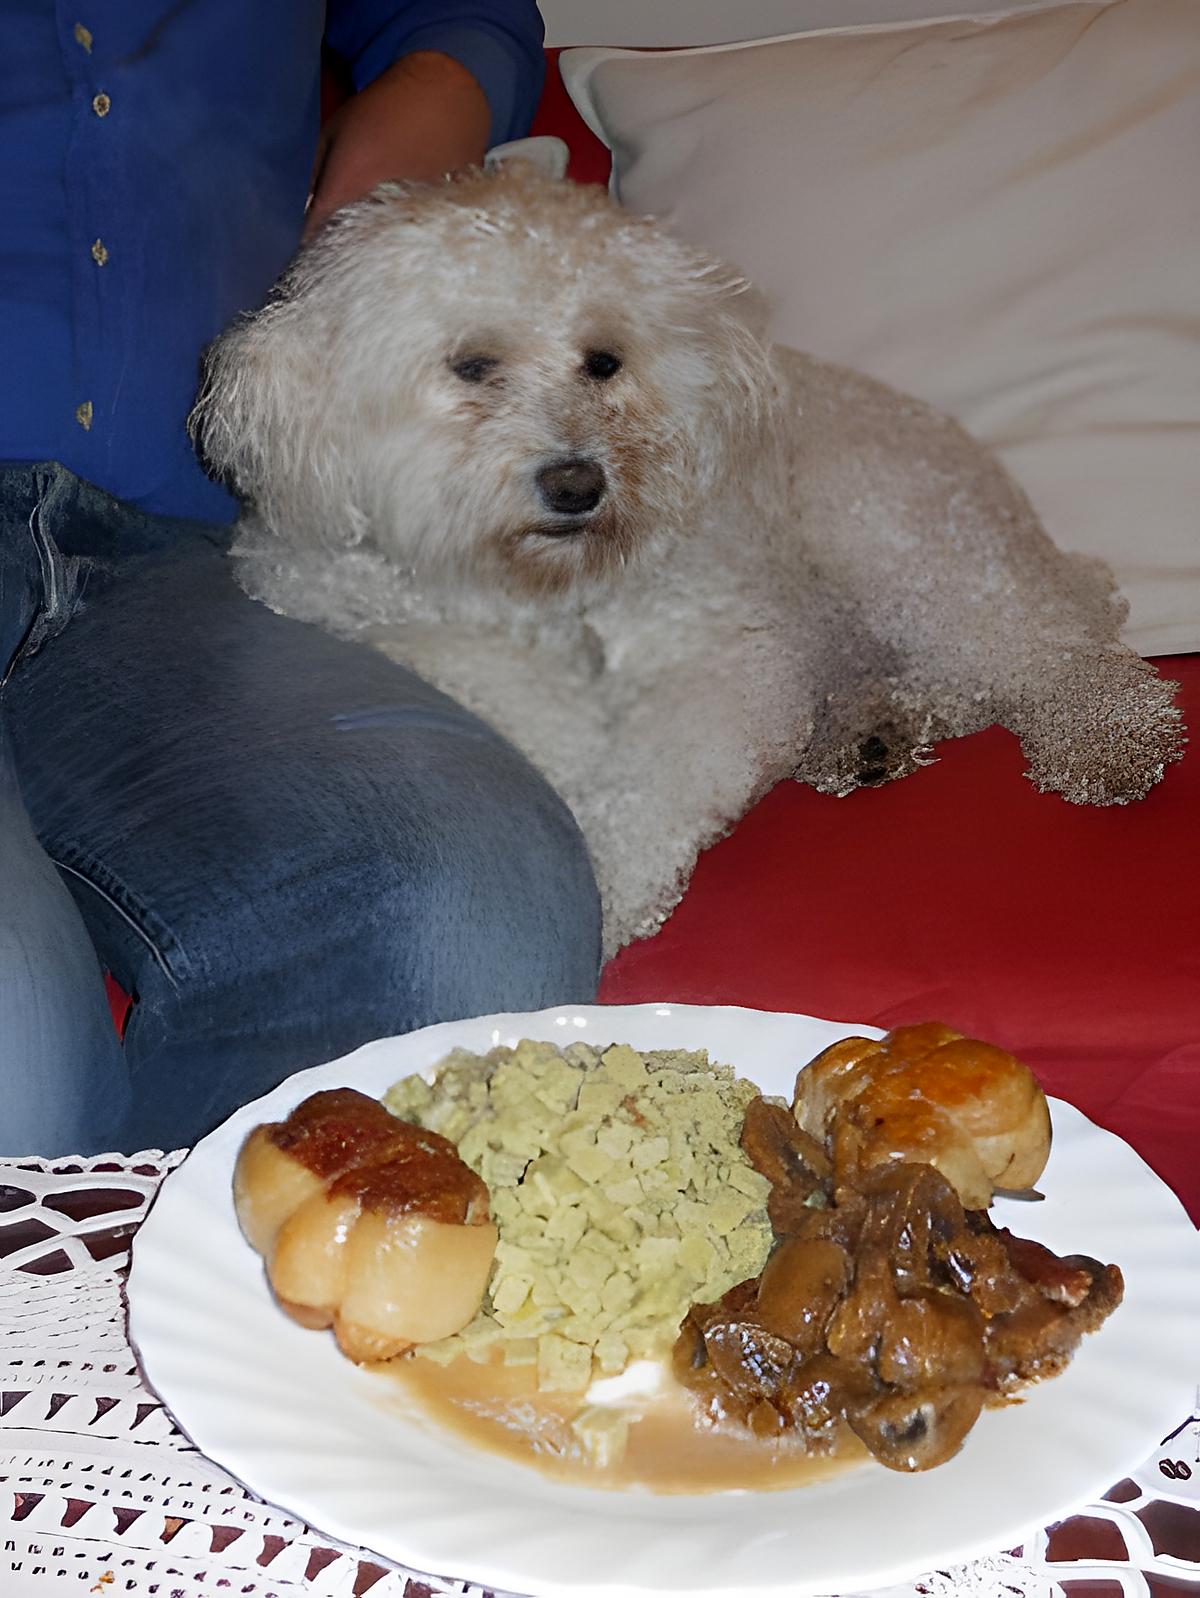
[366,745,607,1020]
[125,726,601,1053]
[365,738,602,1020]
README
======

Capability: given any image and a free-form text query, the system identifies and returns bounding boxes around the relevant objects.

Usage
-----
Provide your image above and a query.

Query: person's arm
[309,0,545,234]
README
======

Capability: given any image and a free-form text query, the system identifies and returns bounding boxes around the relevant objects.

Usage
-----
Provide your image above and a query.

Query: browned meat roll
[234,1087,497,1363]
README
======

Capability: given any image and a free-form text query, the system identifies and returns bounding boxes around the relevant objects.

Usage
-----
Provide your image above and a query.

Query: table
[3,1149,1198,1598]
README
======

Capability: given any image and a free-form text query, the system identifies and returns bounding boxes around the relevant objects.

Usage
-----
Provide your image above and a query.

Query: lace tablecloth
[2,1151,1198,1598]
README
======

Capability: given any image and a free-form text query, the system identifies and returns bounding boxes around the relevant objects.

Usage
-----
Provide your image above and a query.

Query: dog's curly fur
[192,165,1184,956]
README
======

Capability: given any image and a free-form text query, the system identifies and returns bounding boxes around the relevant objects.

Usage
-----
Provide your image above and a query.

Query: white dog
[192,165,1183,955]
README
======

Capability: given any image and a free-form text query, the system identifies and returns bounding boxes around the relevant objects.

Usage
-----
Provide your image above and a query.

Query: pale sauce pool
[388,1352,866,1493]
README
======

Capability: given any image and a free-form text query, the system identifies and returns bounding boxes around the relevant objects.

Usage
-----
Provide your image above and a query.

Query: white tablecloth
[2,1151,1197,1598]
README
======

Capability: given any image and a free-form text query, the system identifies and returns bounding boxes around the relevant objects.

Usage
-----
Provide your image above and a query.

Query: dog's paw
[1018,654,1185,805]
[796,723,935,797]
[855,731,933,787]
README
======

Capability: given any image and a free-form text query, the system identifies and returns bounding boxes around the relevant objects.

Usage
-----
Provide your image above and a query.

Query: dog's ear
[720,275,771,347]
[484,136,570,181]
[662,246,784,496]
[189,269,372,549]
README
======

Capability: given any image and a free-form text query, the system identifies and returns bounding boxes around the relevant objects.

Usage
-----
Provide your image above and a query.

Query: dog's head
[192,164,782,596]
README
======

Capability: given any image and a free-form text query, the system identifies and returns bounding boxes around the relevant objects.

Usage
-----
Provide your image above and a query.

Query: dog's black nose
[536,458,606,517]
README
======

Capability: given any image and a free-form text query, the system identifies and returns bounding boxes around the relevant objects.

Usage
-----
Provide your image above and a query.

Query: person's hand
[306,51,492,238]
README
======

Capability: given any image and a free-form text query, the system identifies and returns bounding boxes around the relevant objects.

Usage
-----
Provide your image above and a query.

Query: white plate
[127,1004,1200,1598]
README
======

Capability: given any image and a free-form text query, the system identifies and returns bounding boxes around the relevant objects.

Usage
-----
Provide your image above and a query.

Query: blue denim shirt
[0,1,545,524]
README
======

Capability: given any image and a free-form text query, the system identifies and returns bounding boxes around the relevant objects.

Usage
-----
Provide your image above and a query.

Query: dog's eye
[583,350,622,381]
[451,354,499,383]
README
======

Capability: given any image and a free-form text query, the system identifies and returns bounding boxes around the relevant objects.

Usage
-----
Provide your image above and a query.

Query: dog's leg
[882,494,1186,804]
[995,638,1184,806]
[577,639,809,955]
[788,355,1185,806]
[853,519,1183,806]
[574,793,703,956]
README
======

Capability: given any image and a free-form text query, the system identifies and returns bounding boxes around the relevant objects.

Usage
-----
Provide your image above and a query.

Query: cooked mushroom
[845,1384,984,1472]
[755,1237,852,1355]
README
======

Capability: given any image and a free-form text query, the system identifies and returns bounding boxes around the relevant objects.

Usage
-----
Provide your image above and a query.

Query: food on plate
[793,1023,1052,1208]
[383,1038,772,1386]
[230,1025,1121,1491]
[233,1087,497,1363]
[674,1094,1122,1472]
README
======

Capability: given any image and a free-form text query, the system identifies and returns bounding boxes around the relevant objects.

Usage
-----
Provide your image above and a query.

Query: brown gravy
[387,1352,866,1494]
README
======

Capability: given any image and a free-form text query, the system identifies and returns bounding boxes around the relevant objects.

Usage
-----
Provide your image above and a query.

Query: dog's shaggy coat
[193,166,1183,955]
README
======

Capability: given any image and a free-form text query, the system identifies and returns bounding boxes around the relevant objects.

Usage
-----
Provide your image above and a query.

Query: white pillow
[540,0,1056,48]
[562,0,1200,657]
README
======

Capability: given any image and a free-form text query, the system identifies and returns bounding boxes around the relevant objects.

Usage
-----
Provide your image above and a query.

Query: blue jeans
[0,463,601,1154]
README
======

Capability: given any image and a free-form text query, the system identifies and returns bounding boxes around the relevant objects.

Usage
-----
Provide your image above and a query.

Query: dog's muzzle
[536,457,607,522]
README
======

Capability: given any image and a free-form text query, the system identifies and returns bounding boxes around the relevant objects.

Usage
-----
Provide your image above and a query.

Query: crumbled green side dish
[383,1039,771,1394]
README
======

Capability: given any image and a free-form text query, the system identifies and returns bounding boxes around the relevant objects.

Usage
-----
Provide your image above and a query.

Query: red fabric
[600,656,1200,1223]
[530,50,612,185]
[105,972,132,1039]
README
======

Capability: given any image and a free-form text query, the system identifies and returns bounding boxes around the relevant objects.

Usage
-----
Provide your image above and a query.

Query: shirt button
[92,91,112,118]
[73,22,93,52]
[75,401,94,431]
[91,238,109,266]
